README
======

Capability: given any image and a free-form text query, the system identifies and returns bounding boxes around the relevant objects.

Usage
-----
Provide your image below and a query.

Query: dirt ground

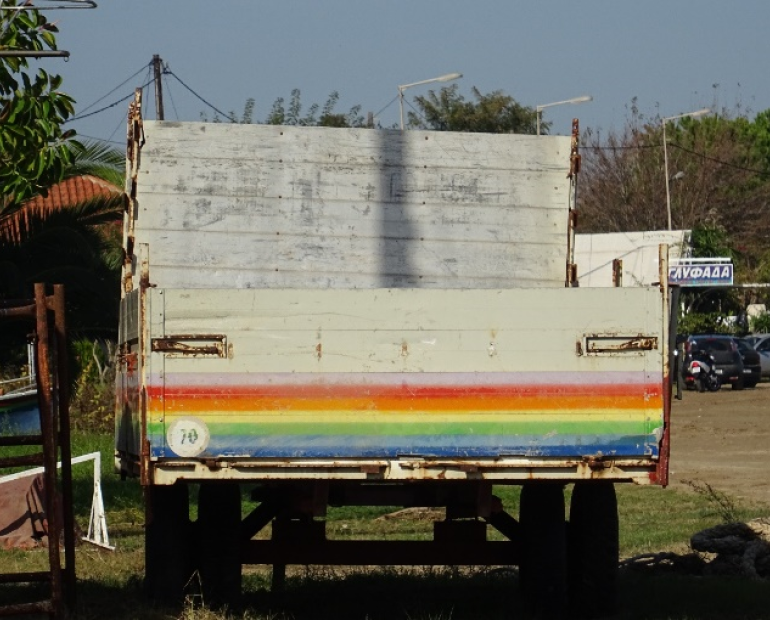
[669,380,770,507]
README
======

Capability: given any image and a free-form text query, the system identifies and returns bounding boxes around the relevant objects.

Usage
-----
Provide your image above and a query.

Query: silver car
[746,334,770,378]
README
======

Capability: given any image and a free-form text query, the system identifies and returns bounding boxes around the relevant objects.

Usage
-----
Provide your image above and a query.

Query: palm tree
[0,140,125,338]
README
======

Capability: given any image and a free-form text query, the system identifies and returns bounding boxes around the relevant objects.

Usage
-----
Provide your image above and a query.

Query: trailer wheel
[145,483,192,602]
[519,484,567,619]
[568,482,619,619]
[197,482,243,606]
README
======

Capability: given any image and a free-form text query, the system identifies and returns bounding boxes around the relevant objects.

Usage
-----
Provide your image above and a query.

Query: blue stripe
[149,433,659,459]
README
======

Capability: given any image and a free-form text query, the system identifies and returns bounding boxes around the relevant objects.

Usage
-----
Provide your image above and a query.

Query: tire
[145,483,192,603]
[519,484,567,619]
[745,380,758,389]
[707,375,722,392]
[731,376,745,390]
[197,482,243,607]
[568,482,619,619]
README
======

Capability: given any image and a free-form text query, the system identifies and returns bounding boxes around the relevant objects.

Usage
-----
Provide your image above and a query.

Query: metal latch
[578,335,658,356]
[151,334,228,357]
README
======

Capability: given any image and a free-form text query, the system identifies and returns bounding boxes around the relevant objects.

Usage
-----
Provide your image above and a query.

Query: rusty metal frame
[657,244,673,486]
[0,284,74,619]
[565,118,581,287]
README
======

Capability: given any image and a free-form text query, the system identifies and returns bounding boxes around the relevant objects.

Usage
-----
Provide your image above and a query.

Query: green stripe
[149,419,658,437]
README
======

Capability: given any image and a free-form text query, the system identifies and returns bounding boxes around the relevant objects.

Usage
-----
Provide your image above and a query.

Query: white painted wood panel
[152,288,662,375]
[132,122,573,290]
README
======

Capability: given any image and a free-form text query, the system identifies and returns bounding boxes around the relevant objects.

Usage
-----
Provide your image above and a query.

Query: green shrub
[69,338,115,433]
[677,311,734,335]
[749,312,770,333]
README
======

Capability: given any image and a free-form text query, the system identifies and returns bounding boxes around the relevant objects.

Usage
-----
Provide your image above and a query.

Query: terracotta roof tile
[24,175,122,210]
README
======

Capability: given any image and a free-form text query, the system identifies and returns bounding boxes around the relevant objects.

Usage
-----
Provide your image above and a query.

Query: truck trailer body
[116,96,671,615]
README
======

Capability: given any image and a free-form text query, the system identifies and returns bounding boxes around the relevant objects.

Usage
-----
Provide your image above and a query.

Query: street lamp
[398,72,462,130]
[662,108,710,230]
[535,95,593,135]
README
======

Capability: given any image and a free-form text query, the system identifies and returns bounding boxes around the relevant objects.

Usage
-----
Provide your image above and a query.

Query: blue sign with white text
[668,263,733,287]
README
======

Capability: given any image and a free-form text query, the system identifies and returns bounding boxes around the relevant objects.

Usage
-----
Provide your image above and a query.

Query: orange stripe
[161,394,661,413]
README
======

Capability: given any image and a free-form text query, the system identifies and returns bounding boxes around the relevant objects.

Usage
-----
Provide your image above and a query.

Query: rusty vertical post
[35,284,63,619]
[657,245,672,487]
[52,285,76,611]
[612,259,623,287]
[566,118,581,287]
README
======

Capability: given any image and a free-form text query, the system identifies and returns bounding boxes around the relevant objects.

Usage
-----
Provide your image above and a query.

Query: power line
[373,94,398,120]
[75,132,123,146]
[65,77,154,123]
[668,142,770,177]
[585,141,770,177]
[165,74,180,121]
[74,62,150,116]
[163,69,234,121]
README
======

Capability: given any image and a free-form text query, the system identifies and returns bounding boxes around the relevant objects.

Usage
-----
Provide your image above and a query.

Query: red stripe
[147,383,661,399]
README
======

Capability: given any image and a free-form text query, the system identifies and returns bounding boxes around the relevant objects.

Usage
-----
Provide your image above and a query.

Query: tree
[408,84,544,134]
[0,140,125,337]
[265,89,365,128]
[0,6,78,212]
[580,102,770,308]
[0,7,125,337]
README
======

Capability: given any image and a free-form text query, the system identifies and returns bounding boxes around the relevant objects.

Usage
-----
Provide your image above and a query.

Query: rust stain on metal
[123,89,145,294]
[582,455,611,471]
[401,341,408,357]
[316,343,322,360]
[611,337,657,351]
[612,258,623,287]
[140,443,150,486]
[584,336,658,353]
[151,335,227,357]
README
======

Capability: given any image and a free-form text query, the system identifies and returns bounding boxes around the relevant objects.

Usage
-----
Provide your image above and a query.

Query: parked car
[744,334,770,349]
[753,337,770,378]
[744,335,770,378]
[734,337,761,388]
[683,335,745,390]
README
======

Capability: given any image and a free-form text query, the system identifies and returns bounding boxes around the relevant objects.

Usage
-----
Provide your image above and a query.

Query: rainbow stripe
[147,371,663,459]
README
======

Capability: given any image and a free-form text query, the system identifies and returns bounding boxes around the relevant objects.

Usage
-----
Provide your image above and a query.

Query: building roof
[24,175,122,210]
[1,175,124,244]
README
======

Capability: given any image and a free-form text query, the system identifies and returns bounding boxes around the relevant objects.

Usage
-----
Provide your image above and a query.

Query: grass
[0,432,769,619]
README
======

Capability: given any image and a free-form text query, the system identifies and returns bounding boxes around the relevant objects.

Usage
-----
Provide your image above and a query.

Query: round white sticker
[166,417,210,457]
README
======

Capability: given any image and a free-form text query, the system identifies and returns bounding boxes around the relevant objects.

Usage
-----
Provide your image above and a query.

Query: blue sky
[40,1,770,144]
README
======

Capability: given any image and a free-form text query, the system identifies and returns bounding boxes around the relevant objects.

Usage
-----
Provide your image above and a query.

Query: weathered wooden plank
[139,159,566,206]
[139,194,566,238]
[153,288,661,375]
[142,122,570,171]
[133,122,573,290]
[142,234,565,284]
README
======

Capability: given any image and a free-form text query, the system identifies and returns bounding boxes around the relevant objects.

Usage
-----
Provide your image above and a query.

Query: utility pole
[152,54,164,120]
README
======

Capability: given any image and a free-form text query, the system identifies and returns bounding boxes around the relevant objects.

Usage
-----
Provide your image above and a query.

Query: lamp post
[535,95,593,135]
[398,72,462,130]
[662,108,710,230]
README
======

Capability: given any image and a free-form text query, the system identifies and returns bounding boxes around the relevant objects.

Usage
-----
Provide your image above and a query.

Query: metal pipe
[0,50,70,58]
